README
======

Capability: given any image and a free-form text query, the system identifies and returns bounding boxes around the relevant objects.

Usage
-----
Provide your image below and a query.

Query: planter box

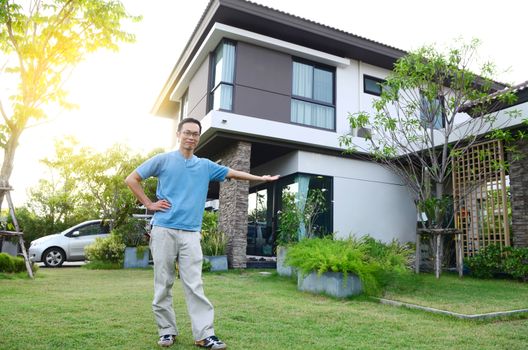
[297,271,363,298]
[204,255,228,272]
[1,240,18,257]
[276,246,295,277]
[123,247,150,268]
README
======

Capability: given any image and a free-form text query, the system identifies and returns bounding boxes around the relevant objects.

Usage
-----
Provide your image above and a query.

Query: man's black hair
[178,117,202,134]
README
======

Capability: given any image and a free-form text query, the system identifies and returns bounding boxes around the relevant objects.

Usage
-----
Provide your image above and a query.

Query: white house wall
[253,149,417,243]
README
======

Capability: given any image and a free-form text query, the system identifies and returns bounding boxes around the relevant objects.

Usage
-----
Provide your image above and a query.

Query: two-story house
[151,0,527,268]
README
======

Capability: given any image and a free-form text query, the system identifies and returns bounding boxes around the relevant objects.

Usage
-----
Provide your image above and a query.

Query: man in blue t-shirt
[125,117,279,349]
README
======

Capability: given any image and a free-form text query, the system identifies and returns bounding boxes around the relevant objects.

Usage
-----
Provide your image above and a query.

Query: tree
[38,137,159,229]
[18,137,159,244]
[0,0,139,202]
[340,39,525,230]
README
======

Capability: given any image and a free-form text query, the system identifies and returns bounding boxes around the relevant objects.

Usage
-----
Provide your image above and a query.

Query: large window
[179,89,188,122]
[210,40,236,111]
[247,188,273,256]
[246,173,333,256]
[291,60,335,130]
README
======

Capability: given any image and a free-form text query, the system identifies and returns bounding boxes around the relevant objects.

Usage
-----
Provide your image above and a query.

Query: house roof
[152,0,408,117]
[461,80,528,117]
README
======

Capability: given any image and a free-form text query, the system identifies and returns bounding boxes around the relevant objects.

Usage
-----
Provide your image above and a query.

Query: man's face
[177,122,201,151]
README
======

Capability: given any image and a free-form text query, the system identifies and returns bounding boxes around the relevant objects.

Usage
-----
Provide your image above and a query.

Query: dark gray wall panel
[235,85,290,123]
[188,57,209,119]
[234,42,291,121]
[236,42,292,95]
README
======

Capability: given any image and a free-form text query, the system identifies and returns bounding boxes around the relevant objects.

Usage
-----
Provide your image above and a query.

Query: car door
[68,221,110,260]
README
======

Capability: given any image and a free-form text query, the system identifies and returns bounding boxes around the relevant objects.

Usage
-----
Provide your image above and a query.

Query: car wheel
[43,248,66,267]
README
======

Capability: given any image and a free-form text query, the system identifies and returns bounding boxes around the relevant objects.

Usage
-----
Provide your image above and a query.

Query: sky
[7,0,528,206]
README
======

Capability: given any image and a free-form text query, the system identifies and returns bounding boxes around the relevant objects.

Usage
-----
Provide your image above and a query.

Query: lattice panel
[452,139,510,257]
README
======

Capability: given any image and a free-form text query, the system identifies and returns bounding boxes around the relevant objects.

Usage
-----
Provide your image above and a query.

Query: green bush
[201,211,227,256]
[113,217,148,247]
[465,244,528,281]
[0,253,14,272]
[465,244,506,279]
[84,234,125,264]
[0,252,37,274]
[285,236,413,295]
[503,246,528,281]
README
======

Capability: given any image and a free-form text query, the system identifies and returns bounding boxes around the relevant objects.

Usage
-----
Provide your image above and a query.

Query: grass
[383,272,528,314]
[0,268,527,349]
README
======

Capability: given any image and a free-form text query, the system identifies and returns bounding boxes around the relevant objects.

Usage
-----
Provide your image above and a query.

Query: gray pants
[149,226,215,340]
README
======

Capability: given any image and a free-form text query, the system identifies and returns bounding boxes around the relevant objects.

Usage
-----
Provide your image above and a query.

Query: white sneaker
[157,334,175,347]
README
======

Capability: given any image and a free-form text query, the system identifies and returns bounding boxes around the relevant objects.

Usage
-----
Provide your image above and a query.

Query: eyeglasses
[181,130,200,138]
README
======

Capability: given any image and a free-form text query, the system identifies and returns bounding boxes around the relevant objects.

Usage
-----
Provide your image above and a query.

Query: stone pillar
[218,141,251,268]
[509,139,528,247]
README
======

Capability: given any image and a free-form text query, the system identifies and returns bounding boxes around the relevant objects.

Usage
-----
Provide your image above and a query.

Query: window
[180,90,188,122]
[420,94,445,129]
[210,40,236,111]
[247,188,272,256]
[291,60,335,130]
[363,75,385,96]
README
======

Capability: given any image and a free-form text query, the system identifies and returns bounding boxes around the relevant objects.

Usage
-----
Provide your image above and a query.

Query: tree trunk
[0,127,22,205]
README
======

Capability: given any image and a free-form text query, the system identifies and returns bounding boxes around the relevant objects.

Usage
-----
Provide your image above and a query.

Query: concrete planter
[1,240,18,257]
[297,271,363,298]
[276,246,295,277]
[123,246,150,268]
[204,255,228,272]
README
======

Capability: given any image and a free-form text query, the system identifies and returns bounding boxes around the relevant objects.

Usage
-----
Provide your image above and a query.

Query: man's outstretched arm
[226,169,279,182]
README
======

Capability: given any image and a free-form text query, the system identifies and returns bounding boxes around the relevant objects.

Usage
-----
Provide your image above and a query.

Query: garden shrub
[465,244,528,281]
[0,252,37,274]
[0,253,14,272]
[201,211,227,256]
[285,236,413,295]
[464,244,503,278]
[84,234,125,265]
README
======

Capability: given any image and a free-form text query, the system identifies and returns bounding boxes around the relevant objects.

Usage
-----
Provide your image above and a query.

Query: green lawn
[0,268,527,350]
[383,273,528,314]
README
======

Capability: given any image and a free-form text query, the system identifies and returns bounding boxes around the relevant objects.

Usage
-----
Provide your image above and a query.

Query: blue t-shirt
[136,150,229,231]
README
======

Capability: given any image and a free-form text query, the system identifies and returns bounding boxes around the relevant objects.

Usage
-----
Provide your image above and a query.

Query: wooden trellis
[452,139,510,257]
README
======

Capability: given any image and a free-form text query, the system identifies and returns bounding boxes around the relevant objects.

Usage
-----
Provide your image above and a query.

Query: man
[125,117,279,349]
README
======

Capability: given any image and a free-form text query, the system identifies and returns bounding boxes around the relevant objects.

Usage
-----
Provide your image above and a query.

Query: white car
[28,220,111,267]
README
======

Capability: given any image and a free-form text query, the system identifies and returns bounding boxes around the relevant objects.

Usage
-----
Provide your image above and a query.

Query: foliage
[202,258,212,272]
[112,217,148,248]
[276,191,300,246]
[0,0,140,195]
[277,188,328,245]
[201,211,227,256]
[464,244,503,278]
[84,234,125,265]
[465,244,528,281]
[339,39,524,229]
[38,138,160,230]
[0,252,36,274]
[285,236,413,295]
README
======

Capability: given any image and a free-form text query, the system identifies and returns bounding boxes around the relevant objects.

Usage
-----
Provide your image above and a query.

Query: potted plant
[116,217,150,268]
[286,236,412,298]
[201,211,227,271]
[276,188,328,277]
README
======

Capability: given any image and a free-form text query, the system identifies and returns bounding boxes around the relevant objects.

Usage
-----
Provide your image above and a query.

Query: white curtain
[222,41,236,83]
[314,68,333,103]
[293,62,313,98]
[291,100,334,129]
